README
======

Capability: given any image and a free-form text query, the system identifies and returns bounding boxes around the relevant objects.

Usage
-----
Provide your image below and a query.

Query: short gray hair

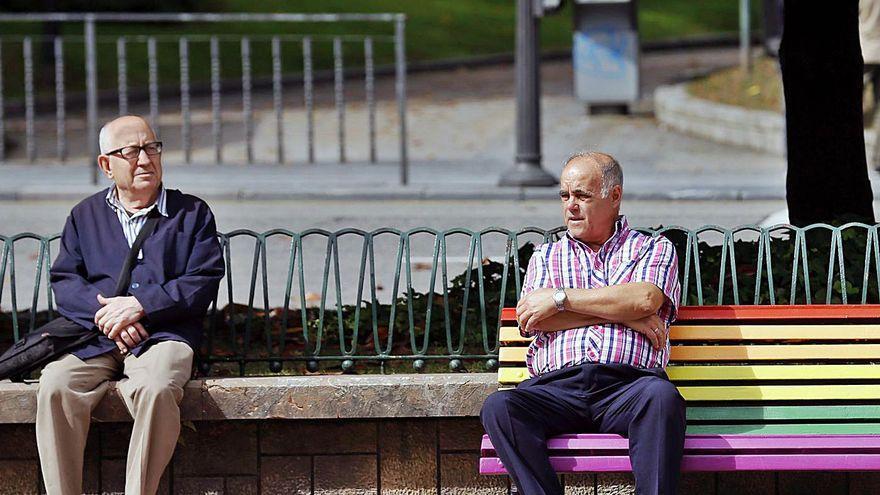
[98,124,111,154]
[564,151,623,197]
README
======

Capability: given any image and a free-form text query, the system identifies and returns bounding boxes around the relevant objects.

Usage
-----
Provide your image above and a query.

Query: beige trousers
[36,340,193,495]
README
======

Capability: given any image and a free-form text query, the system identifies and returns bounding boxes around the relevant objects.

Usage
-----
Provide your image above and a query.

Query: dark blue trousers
[481,363,686,495]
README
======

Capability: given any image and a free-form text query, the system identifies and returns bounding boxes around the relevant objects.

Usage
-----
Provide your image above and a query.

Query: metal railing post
[147,37,159,134]
[54,37,66,162]
[272,36,284,164]
[395,15,408,185]
[117,37,128,115]
[241,37,253,164]
[179,37,191,163]
[23,37,35,163]
[740,0,752,73]
[0,40,4,162]
[210,36,222,164]
[364,37,377,164]
[333,37,346,163]
[303,36,315,164]
[85,15,98,184]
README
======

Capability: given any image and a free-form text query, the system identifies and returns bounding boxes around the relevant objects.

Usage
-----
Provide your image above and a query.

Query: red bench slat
[500,305,880,324]
[677,305,880,321]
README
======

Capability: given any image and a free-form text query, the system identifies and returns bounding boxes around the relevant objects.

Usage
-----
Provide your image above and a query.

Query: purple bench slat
[480,454,880,475]
[480,434,880,455]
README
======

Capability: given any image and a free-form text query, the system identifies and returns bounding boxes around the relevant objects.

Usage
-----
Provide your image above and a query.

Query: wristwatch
[553,288,567,312]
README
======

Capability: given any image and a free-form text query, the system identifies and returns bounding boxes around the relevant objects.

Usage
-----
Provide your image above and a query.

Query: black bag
[0,318,98,382]
[0,210,161,382]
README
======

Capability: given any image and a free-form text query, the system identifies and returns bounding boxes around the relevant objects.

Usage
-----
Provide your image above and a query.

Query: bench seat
[480,304,880,475]
[480,434,880,473]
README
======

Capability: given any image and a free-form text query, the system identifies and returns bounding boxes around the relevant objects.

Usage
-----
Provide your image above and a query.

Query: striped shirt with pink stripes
[521,216,681,377]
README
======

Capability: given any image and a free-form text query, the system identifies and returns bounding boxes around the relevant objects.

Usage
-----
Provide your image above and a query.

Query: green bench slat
[687,405,880,422]
[685,423,880,435]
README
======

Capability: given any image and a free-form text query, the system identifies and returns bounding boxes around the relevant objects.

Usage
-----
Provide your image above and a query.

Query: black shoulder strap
[114,208,161,297]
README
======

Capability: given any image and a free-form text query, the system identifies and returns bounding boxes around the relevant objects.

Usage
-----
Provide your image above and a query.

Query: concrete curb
[655,83,879,155]
[0,373,497,423]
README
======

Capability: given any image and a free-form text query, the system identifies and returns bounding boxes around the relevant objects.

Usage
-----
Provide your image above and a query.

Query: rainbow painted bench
[480,305,880,475]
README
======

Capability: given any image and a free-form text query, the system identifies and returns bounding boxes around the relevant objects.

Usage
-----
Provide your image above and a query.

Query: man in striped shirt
[481,152,685,495]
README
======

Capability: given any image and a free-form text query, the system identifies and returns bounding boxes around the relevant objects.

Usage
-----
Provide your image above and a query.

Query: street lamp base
[498,161,558,187]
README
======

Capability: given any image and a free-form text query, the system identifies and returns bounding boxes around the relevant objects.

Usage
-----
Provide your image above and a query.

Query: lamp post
[498,0,557,187]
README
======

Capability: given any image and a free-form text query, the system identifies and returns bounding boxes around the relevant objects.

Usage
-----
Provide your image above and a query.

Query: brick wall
[1,419,878,494]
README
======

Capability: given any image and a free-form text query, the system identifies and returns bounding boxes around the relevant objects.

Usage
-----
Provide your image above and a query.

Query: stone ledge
[0,373,497,424]
[655,83,878,155]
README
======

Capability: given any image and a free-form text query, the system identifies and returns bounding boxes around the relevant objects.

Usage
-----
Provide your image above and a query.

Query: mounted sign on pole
[572,0,640,113]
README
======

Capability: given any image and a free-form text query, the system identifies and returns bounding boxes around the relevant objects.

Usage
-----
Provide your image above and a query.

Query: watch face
[554,290,565,305]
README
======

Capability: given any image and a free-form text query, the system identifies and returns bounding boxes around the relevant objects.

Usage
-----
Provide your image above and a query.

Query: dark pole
[780,0,874,225]
[499,0,557,187]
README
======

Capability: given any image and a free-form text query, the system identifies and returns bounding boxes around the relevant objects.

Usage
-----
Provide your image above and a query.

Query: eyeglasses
[105,141,163,160]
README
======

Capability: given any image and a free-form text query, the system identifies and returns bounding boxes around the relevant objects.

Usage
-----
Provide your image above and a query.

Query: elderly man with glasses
[36,115,224,495]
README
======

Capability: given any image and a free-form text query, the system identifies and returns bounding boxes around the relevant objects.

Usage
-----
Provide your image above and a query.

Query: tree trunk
[780,0,875,225]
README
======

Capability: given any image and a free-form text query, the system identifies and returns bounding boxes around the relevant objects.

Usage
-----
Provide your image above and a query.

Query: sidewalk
[0,107,797,202]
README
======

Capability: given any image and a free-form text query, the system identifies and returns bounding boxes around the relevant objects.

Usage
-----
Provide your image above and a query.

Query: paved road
[0,198,788,235]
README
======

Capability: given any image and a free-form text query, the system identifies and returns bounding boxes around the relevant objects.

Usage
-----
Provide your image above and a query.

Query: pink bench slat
[480,453,880,475]
[480,434,880,455]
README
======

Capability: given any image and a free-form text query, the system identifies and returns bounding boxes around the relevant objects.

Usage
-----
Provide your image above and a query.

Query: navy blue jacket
[50,188,224,359]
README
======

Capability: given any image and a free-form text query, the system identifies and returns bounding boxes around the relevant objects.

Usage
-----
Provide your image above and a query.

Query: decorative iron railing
[2,223,878,376]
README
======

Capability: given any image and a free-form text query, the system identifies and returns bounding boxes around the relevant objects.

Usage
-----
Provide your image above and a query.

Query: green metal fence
[2,223,880,376]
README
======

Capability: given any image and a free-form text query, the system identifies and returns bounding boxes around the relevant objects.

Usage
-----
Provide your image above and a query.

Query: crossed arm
[515,282,669,349]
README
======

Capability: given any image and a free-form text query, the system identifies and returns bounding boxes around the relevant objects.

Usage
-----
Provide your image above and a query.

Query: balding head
[562,151,623,198]
[96,115,163,206]
[558,151,623,249]
[99,115,155,154]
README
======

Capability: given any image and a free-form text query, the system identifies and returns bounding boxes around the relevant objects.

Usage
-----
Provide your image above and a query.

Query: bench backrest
[498,305,880,435]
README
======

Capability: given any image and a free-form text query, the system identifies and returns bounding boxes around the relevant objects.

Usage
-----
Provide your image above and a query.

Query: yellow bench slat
[499,347,528,363]
[499,365,880,385]
[666,364,880,381]
[500,326,531,343]
[500,367,880,398]
[498,367,530,384]
[680,384,880,401]
[670,344,880,361]
[671,324,880,340]
[502,325,880,343]
[503,345,880,364]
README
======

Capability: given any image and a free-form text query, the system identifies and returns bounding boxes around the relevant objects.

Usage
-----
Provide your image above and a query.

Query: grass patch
[688,56,783,112]
[0,0,758,100]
